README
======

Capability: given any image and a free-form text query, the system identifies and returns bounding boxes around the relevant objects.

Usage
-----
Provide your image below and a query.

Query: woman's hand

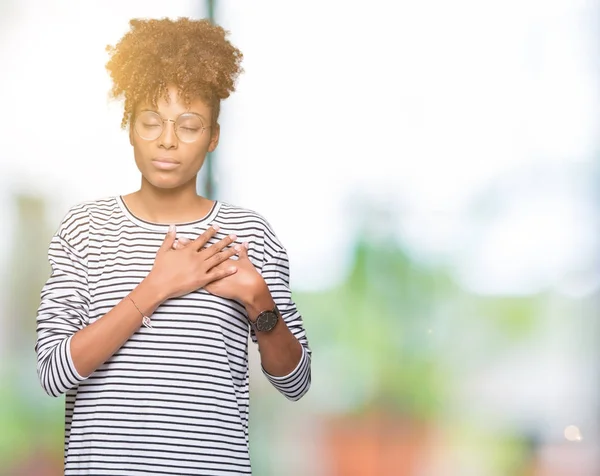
[147,224,240,300]
[173,236,267,306]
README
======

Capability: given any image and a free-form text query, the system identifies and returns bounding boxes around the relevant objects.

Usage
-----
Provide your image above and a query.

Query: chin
[145,172,196,190]
[149,178,187,190]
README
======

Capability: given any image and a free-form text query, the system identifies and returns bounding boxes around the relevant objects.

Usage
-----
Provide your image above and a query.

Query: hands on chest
[146,224,267,306]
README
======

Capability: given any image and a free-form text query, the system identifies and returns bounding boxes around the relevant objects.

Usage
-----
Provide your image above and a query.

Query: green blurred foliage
[298,234,543,423]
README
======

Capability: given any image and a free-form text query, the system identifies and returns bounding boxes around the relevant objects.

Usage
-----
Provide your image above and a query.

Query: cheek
[132,144,149,170]
[185,143,211,166]
[132,137,150,157]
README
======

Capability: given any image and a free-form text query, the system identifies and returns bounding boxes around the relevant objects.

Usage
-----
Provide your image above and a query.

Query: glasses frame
[133,110,211,143]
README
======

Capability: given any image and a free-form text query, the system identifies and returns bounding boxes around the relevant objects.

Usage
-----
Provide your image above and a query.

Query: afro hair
[105,17,243,128]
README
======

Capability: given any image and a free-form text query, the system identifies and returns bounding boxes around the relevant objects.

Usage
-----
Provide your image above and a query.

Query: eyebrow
[138,109,207,121]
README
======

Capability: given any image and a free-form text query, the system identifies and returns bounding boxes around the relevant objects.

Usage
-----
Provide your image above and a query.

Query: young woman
[35,18,311,475]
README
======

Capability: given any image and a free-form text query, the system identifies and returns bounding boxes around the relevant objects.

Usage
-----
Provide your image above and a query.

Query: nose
[159,119,178,149]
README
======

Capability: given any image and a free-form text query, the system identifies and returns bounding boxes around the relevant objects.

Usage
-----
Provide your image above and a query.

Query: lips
[152,158,180,170]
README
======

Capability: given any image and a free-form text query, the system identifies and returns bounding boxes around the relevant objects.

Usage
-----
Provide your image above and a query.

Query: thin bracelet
[127,295,153,329]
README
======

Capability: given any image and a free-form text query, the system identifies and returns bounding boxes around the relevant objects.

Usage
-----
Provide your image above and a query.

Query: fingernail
[243,241,249,249]
[229,234,237,241]
[169,224,176,234]
[229,266,236,273]
[212,224,220,232]
[234,244,242,252]
[173,241,179,249]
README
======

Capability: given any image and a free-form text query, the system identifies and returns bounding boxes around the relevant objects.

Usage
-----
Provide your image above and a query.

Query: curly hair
[105,17,243,129]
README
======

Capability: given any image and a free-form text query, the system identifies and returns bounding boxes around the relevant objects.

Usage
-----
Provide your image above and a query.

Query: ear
[207,123,220,153]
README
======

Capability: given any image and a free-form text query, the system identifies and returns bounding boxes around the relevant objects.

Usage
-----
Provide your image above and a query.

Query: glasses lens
[175,114,205,143]
[135,111,163,140]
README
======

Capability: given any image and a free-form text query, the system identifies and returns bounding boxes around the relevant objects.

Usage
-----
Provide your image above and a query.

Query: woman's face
[130,85,219,190]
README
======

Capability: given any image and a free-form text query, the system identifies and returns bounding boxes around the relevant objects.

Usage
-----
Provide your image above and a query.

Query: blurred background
[1,0,599,474]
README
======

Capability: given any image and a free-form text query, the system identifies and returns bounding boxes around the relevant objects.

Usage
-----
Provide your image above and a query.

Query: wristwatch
[250,305,280,333]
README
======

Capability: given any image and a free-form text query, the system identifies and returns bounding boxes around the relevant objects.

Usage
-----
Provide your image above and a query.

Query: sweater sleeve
[252,227,312,401]
[35,209,90,397]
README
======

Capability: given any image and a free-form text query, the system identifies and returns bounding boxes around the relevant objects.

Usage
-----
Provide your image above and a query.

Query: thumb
[159,224,177,252]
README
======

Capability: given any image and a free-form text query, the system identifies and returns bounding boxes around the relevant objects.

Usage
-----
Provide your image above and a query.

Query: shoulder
[56,196,119,243]
[217,201,276,234]
[217,201,285,252]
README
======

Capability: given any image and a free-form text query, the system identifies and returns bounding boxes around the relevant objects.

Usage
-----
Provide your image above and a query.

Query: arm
[171,223,312,400]
[35,232,165,396]
[248,247,312,402]
[67,279,164,379]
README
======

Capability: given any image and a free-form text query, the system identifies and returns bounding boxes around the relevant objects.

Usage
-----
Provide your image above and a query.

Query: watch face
[256,310,278,332]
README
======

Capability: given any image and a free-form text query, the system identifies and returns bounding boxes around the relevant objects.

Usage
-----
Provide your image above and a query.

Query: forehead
[137,86,212,118]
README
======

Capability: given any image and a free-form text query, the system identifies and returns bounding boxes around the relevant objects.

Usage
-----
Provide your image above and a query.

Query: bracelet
[127,295,153,329]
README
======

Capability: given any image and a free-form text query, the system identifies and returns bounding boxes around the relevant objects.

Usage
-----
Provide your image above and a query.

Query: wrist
[244,283,274,321]
[134,275,168,313]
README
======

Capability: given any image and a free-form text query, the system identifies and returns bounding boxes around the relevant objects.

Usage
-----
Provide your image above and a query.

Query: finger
[173,237,191,250]
[159,225,176,252]
[207,265,237,282]
[235,242,249,260]
[191,224,220,250]
[201,233,238,259]
[206,246,240,269]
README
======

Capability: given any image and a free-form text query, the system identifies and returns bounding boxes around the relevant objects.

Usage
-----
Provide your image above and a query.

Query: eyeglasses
[133,110,210,143]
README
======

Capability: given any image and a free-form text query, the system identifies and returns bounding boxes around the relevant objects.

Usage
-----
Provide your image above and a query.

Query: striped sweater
[35,196,311,475]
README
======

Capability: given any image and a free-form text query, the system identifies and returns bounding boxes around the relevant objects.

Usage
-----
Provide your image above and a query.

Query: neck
[124,177,214,224]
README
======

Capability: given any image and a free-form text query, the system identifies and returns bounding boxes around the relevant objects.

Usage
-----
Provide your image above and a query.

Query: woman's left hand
[173,237,266,305]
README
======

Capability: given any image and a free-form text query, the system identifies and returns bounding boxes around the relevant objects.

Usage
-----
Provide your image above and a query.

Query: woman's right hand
[146,224,240,300]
